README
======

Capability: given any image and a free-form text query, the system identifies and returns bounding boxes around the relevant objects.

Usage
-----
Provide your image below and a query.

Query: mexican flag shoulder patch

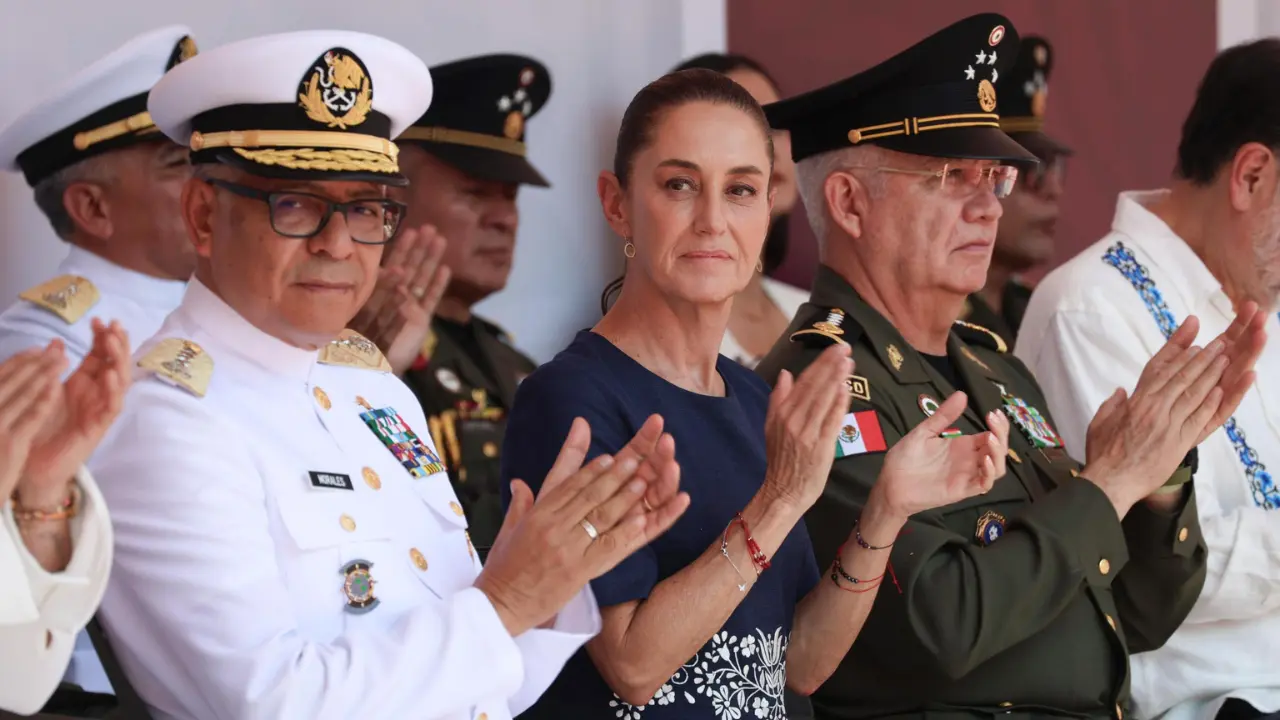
[835,410,888,458]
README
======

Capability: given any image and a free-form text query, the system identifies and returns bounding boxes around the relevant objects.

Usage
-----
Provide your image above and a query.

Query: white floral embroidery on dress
[607,627,790,719]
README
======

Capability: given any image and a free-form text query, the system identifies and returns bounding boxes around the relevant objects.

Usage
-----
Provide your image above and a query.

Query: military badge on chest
[340,559,379,614]
[994,383,1063,449]
[975,510,1006,546]
[358,399,447,478]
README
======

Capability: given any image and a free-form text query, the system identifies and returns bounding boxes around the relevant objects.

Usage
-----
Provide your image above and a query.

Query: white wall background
[0,0,726,363]
[1217,0,1280,48]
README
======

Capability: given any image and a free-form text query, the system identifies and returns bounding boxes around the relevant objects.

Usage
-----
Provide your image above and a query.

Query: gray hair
[794,145,887,249]
[31,154,117,240]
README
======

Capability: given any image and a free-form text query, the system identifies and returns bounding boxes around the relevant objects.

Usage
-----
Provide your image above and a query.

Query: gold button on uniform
[1007,448,1021,464]
[362,467,381,490]
[1098,558,1111,575]
[1178,527,1189,542]
[313,386,331,410]
[340,514,356,532]
[1070,468,1080,477]
[1106,614,1116,630]
[410,548,428,571]
[450,501,464,517]
[482,441,498,458]
[998,702,1013,708]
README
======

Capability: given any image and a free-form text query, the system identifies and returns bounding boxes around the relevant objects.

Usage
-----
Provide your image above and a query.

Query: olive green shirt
[756,266,1206,720]
[401,315,536,558]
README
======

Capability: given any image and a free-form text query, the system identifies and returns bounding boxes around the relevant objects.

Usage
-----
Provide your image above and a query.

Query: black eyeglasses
[205,179,406,245]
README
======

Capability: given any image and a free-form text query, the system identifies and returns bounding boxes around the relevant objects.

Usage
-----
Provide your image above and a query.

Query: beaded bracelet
[11,485,81,523]
[734,512,771,573]
[829,542,885,593]
[854,518,894,551]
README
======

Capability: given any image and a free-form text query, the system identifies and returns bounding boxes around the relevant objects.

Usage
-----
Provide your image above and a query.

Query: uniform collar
[178,278,318,383]
[60,245,187,309]
[1111,189,1232,318]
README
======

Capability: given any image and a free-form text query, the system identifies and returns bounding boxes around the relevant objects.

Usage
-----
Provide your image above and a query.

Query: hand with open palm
[17,319,131,507]
[870,392,1008,522]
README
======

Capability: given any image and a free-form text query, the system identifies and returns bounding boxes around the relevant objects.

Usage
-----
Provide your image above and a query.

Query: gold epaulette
[137,338,213,397]
[790,307,853,346]
[319,329,393,372]
[953,320,1008,353]
[19,275,100,324]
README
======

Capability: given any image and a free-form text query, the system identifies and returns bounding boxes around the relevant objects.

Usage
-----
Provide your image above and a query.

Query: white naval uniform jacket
[1016,189,1280,720]
[0,245,186,694]
[0,245,187,365]
[0,467,112,715]
[88,279,599,720]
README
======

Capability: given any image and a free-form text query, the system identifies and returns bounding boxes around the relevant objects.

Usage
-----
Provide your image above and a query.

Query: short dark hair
[601,69,774,312]
[1176,38,1280,184]
[672,52,780,91]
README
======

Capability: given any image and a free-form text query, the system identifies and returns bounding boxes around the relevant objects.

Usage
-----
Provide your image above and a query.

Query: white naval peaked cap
[0,25,197,187]
[148,30,433,186]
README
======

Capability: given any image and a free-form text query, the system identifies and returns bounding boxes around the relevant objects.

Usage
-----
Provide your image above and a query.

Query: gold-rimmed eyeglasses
[842,163,1020,199]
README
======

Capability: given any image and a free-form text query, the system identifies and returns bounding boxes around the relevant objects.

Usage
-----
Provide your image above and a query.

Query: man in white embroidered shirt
[87,30,688,720]
[1018,39,1280,720]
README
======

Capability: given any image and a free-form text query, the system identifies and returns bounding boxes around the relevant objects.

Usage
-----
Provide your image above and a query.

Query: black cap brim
[1007,130,1073,159]
[413,142,549,187]
[874,126,1037,164]
[210,148,409,187]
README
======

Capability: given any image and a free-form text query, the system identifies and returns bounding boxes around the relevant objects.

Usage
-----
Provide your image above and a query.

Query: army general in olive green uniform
[393,54,551,557]
[753,14,1248,720]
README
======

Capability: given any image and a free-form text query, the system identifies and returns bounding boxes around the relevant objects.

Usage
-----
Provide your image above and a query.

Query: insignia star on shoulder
[19,275,100,324]
[953,319,1008,353]
[138,338,213,398]
[319,329,393,372]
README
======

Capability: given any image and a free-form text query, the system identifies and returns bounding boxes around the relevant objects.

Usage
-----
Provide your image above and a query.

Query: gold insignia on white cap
[138,338,213,397]
[319,329,393,372]
[147,30,433,182]
[19,275,100,324]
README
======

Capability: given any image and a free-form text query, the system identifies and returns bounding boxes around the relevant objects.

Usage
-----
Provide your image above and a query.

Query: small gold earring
[756,259,764,273]
[624,240,636,258]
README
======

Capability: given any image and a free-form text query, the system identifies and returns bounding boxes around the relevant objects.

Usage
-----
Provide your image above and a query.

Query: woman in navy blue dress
[502,69,1010,719]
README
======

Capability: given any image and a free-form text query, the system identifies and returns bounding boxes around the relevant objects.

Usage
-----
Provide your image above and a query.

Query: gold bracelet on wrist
[11,484,81,523]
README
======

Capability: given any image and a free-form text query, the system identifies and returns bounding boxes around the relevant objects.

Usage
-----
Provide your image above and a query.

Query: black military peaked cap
[398,54,552,187]
[765,13,1037,164]
[999,35,1073,158]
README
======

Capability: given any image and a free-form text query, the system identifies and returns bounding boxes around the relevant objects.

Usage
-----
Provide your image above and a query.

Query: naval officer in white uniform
[88,29,689,720]
[0,25,199,369]
[0,24,199,697]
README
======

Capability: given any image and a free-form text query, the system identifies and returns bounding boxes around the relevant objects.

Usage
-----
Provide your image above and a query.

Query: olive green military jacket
[755,266,1207,720]
[401,315,536,558]
[961,278,1032,350]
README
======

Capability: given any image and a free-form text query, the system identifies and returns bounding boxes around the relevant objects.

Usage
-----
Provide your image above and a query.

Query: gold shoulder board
[953,320,1008,353]
[137,338,213,398]
[19,275,100,324]
[319,329,393,372]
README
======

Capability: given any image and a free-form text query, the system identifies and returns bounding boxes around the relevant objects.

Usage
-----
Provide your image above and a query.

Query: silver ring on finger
[412,286,427,299]
[642,497,655,513]
[580,518,599,541]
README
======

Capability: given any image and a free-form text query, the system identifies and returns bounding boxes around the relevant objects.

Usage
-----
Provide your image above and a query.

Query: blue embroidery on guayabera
[1102,241,1278,509]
